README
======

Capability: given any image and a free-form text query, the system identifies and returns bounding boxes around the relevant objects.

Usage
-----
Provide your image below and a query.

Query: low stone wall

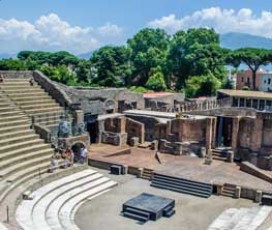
[101,131,127,146]
[34,124,51,143]
[33,71,73,108]
[240,161,272,183]
[159,139,203,156]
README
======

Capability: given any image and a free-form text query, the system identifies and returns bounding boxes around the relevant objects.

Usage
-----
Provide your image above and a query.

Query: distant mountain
[0,53,16,59]
[220,32,272,50]
[77,52,92,60]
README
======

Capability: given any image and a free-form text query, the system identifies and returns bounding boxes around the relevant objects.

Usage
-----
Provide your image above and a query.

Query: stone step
[38,119,60,127]
[0,143,52,161]
[0,102,11,107]
[0,139,44,154]
[0,134,39,146]
[151,180,211,198]
[0,106,20,112]
[0,110,26,117]
[0,119,30,129]
[1,78,31,82]
[0,161,52,202]
[20,102,60,110]
[2,87,42,93]
[46,177,114,230]
[16,169,98,229]
[32,174,105,230]
[7,91,49,97]
[232,207,260,230]
[0,129,33,140]
[9,95,52,101]
[0,154,52,180]
[0,114,29,122]
[0,124,30,133]
[212,156,227,161]
[151,174,212,198]
[15,98,55,106]
[1,85,42,91]
[60,181,117,230]
[25,106,63,114]
[0,148,53,171]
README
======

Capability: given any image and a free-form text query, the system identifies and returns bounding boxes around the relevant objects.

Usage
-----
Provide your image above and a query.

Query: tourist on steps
[48,155,58,173]
[0,74,4,83]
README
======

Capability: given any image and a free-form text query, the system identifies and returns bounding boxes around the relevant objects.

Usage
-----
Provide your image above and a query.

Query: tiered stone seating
[0,92,56,203]
[0,77,65,128]
[16,169,117,230]
[208,206,272,230]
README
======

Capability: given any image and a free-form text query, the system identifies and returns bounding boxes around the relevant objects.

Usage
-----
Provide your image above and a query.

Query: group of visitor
[48,146,88,173]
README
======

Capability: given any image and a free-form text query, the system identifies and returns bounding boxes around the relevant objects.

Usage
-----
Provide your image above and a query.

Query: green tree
[185,74,221,98]
[90,46,131,87]
[128,28,170,86]
[167,28,224,90]
[145,67,167,91]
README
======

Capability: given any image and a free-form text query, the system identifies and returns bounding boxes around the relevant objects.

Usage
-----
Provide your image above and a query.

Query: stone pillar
[122,165,128,175]
[227,150,234,163]
[269,157,272,170]
[250,152,258,166]
[255,190,262,203]
[234,186,241,199]
[231,117,240,156]
[211,117,217,149]
[257,99,260,110]
[217,184,223,195]
[251,115,263,152]
[205,117,213,150]
[238,97,240,107]
[74,110,84,124]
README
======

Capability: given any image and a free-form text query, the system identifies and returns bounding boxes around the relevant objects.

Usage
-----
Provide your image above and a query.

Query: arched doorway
[71,142,87,163]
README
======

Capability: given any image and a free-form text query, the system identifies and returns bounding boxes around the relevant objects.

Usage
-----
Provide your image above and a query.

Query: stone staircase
[16,169,117,230]
[0,77,65,128]
[0,91,56,203]
[208,206,272,230]
[151,173,213,198]
[140,168,154,180]
[211,148,229,161]
[221,183,237,198]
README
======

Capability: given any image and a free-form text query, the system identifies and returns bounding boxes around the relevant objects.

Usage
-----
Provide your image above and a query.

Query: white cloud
[148,7,272,38]
[0,13,123,55]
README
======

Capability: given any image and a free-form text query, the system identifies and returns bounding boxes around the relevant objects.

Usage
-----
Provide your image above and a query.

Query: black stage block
[262,194,272,206]
[110,165,122,175]
[122,193,175,221]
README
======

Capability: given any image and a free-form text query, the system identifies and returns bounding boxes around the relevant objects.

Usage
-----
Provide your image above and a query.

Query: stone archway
[71,141,87,163]
[104,99,115,114]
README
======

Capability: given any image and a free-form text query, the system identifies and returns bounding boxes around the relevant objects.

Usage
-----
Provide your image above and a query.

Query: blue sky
[0,0,271,54]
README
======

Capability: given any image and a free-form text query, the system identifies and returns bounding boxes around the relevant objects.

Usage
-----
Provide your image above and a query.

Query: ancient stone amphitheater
[0,71,117,230]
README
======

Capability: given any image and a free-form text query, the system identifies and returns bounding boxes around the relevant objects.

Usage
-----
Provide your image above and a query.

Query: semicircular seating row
[208,206,272,230]
[16,169,117,230]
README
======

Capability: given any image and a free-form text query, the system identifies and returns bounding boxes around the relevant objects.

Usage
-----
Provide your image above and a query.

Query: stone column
[238,97,240,107]
[251,115,263,152]
[231,117,240,156]
[234,186,241,199]
[205,117,213,150]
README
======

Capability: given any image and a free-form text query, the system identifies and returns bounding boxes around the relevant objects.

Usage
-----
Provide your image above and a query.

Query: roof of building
[218,89,272,99]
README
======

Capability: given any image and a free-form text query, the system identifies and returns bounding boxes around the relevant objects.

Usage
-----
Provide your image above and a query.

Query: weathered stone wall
[57,84,145,115]
[125,118,144,144]
[33,71,73,108]
[101,131,127,146]
[104,117,126,133]
[168,118,206,143]
[124,115,161,142]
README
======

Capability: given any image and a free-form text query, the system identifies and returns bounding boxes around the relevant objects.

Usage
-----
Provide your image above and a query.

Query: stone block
[255,190,262,203]
[234,186,241,199]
